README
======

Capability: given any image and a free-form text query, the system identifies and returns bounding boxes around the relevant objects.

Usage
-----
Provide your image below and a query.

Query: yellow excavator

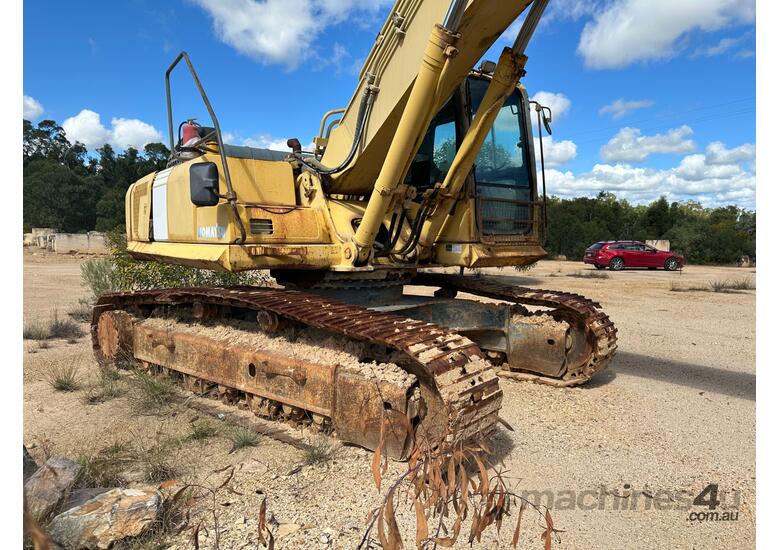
[92,0,617,459]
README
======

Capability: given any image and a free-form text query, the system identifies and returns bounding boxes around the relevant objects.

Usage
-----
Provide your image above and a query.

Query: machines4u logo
[687,484,740,523]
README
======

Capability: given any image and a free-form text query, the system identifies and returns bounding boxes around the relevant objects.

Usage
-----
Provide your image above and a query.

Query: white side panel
[152,168,172,241]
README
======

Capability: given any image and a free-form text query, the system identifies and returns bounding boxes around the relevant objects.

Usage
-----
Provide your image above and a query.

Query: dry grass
[76,441,134,487]
[189,420,218,441]
[129,370,177,414]
[302,438,340,466]
[47,362,81,392]
[23,320,50,341]
[49,311,85,339]
[76,430,181,489]
[569,270,610,279]
[82,369,125,405]
[229,426,260,451]
[67,300,93,323]
[23,310,85,341]
[670,278,756,293]
[135,439,179,483]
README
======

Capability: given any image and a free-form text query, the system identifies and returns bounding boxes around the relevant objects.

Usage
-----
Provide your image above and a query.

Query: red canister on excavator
[181,120,200,145]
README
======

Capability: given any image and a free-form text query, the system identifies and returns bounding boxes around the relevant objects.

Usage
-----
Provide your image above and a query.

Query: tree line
[23,119,755,265]
[23,119,169,232]
[545,192,755,265]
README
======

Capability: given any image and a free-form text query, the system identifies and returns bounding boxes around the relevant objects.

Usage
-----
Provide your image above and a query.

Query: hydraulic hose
[294,75,376,177]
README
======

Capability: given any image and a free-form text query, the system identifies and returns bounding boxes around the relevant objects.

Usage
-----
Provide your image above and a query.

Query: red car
[583,241,685,271]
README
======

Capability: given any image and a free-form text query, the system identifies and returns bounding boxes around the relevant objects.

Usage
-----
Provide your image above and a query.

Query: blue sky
[23,0,756,209]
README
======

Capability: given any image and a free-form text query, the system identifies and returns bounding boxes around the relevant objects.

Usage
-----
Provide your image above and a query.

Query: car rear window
[588,242,605,250]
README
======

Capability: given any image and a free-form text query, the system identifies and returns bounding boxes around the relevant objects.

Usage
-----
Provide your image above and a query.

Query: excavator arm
[299,0,549,264]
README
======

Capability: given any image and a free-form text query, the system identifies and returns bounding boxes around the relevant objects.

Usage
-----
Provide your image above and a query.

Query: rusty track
[91,287,502,457]
[412,273,618,386]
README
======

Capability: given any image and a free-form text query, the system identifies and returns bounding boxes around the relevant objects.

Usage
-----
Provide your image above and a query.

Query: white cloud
[600,125,696,163]
[577,0,755,69]
[536,137,577,167]
[110,118,164,150]
[599,98,654,120]
[226,132,315,152]
[530,91,571,121]
[62,110,110,148]
[62,109,163,150]
[23,95,44,120]
[546,136,756,209]
[191,0,392,69]
[705,141,755,164]
[502,0,599,41]
[692,30,753,58]
[694,36,739,57]
[241,134,291,151]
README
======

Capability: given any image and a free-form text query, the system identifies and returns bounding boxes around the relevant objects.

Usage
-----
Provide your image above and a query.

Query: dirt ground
[23,248,755,549]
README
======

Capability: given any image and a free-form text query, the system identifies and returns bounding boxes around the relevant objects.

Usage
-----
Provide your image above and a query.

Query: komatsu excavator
[92,0,617,459]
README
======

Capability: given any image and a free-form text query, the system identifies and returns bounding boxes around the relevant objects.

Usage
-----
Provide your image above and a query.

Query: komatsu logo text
[198,225,226,239]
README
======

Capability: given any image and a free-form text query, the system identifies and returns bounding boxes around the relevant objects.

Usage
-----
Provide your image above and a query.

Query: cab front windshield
[469,78,534,236]
[405,76,535,236]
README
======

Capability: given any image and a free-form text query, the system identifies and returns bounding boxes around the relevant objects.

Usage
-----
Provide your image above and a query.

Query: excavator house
[92,0,617,459]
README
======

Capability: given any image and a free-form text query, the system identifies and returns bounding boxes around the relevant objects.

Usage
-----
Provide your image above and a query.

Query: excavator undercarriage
[92,273,616,458]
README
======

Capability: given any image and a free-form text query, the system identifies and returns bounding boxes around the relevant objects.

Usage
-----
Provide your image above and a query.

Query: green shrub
[80,258,117,301]
[81,228,270,296]
[513,262,537,273]
[82,370,125,404]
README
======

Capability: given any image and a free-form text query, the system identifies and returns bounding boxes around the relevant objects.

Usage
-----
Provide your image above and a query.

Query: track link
[412,273,618,386]
[91,286,502,458]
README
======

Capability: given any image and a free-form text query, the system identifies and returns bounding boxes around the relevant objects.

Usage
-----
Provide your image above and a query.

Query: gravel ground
[23,249,755,549]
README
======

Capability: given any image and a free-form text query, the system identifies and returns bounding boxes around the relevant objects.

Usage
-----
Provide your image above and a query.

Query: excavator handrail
[165,51,247,244]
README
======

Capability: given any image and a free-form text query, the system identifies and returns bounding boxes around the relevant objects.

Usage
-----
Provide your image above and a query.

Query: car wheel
[664,257,680,271]
[609,257,624,271]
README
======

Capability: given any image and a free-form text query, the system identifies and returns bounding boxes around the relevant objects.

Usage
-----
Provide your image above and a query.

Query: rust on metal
[411,273,618,385]
[91,286,503,459]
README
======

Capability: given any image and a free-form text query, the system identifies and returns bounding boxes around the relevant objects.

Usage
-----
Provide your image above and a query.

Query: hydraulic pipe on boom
[416,0,550,257]
[351,0,467,264]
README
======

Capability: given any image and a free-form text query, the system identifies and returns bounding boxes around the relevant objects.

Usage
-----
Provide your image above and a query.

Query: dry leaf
[258,497,267,545]
[511,501,526,547]
[158,479,178,490]
[414,499,428,549]
[384,486,403,550]
[544,509,553,550]
[192,522,201,550]
[372,418,386,491]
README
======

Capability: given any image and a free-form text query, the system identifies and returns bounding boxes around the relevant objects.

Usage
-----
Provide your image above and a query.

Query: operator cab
[406,72,540,239]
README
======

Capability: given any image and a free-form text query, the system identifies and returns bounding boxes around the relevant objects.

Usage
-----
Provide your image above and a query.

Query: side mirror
[542,115,553,136]
[190,162,220,206]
